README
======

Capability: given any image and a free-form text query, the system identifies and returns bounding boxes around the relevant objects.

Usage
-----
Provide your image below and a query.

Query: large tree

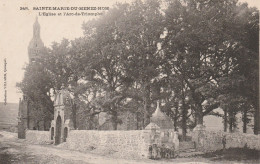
[163,0,259,130]
[80,4,132,130]
[117,0,165,127]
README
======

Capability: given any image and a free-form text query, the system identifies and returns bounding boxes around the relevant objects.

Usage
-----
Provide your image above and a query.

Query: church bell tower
[28,17,44,63]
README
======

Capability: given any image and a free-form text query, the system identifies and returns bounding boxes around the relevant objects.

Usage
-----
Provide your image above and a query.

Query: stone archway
[55,115,62,145]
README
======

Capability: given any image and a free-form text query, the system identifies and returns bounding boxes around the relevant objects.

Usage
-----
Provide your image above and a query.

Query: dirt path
[0,131,209,164]
[1,131,257,164]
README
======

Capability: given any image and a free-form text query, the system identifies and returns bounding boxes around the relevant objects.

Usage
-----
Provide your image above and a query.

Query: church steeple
[28,17,44,63]
[33,17,40,38]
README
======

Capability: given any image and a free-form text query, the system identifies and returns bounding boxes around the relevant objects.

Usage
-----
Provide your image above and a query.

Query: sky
[0,0,259,103]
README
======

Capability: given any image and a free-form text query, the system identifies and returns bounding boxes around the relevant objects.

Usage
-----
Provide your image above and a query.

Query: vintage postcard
[0,0,259,163]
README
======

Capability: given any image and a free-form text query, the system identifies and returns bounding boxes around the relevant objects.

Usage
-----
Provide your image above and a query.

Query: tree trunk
[27,101,30,129]
[37,121,40,130]
[111,112,118,130]
[182,108,187,141]
[143,85,151,128]
[88,115,94,130]
[243,109,247,133]
[195,104,203,125]
[173,101,179,131]
[72,76,79,130]
[181,84,187,141]
[136,113,139,130]
[190,85,204,126]
[72,103,77,129]
[224,108,227,132]
[136,112,143,130]
[194,112,197,126]
[252,100,259,135]
[174,120,178,131]
[228,111,233,133]
[43,119,46,131]
[173,114,178,131]
[144,110,150,128]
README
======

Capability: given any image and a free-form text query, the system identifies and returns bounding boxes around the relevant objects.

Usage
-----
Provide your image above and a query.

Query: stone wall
[61,128,179,159]
[192,128,260,152]
[61,130,152,159]
[25,130,50,144]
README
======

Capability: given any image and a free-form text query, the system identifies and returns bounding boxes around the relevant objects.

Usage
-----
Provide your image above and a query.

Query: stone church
[18,17,45,138]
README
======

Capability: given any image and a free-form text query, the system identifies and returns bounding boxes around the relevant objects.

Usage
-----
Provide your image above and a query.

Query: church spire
[33,16,40,38]
[28,16,44,63]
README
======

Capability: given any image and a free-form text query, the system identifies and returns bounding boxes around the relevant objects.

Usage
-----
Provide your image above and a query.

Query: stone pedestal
[173,131,179,156]
[192,124,206,151]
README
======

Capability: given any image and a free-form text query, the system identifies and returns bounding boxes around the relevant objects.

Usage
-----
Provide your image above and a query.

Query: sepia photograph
[0,0,259,163]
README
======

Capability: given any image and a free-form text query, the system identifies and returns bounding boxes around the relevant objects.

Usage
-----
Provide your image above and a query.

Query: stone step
[179,148,196,153]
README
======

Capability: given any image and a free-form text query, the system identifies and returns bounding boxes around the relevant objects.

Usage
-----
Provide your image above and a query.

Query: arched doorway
[64,127,68,142]
[55,115,62,145]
